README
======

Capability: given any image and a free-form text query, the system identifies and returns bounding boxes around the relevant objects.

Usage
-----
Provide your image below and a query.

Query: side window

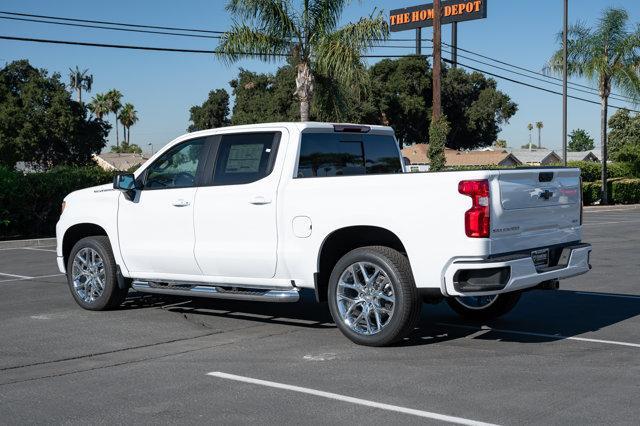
[363,134,403,174]
[212,132,279,186]
[296,132,401,178]
[297,133,365,178]
[144,138,205,189]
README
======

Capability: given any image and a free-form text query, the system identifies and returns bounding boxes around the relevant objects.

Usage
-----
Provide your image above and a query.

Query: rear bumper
[443,243,591,297]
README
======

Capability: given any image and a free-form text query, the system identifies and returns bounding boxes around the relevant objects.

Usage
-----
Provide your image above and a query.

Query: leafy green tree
[88,93,110,120]
[118,103,139,145]
[442,68,517,150]
[68,66,93,104]
[608,109,640,160]
[495,139,507,148]
[364,56,431,148]
[188,89,231,132]
[363,58,516,149]
[547,7,640,204]
[568,129,595,151]
[216,0,388,121]
[230,67,299,125]
[0,60,109,170]
[105,89,123,148]
[110,142,142,154]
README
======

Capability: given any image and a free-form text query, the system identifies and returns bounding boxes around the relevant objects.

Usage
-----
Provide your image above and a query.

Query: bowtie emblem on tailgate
[539,189,554,200]
[529,188,554,200]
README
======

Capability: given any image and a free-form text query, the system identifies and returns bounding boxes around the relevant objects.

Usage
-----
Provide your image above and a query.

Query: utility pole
[562,0,568,166]
[416,28,422,55]
[432,0,442,120]
[451,22,458,68]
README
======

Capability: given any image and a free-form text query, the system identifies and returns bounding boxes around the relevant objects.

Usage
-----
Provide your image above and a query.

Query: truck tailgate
[490,168,582,254]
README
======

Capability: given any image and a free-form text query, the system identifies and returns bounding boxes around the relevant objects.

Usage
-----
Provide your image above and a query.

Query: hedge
[563,161,638,182]
[0,166,116,239]
[582,179,640,205]
[446,161,638,182]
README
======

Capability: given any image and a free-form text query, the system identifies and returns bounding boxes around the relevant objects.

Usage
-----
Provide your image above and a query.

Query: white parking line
[21,247,57,253]
[437,323,640,349]
[0,273,64,283]
[207,372,499,426]
[0,272,32,279]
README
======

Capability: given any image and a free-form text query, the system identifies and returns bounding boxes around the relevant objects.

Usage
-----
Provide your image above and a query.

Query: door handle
[249,196,272,205]
[172,199,191,207]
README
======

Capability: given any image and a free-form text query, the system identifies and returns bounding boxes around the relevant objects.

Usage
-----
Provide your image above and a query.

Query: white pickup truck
[56,122,591,346]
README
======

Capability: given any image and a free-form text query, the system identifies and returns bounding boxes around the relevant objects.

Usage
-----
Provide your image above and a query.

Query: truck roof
[185,122,395,140]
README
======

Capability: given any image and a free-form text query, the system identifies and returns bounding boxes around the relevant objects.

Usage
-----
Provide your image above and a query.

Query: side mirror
[113,173,137,191]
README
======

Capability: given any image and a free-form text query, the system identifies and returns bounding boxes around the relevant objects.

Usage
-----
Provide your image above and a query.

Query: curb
[0,237,56,249]
[584,204,640,211]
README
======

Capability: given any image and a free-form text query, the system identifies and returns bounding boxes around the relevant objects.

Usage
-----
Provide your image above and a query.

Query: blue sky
[1,0,638,153]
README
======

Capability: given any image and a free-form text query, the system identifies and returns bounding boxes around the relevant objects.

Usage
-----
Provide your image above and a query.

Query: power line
[0,35,423,59]
[432,38,637,103]
[433,45,634,103]
[3,9,636,104]
[448,59,640,113]
[0,10,225,34]
[0,15,222,39]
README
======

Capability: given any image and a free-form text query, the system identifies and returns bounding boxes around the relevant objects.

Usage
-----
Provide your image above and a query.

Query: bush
[582,181,603,205]
[562,161,637,182]
[611,179,640,204]
[0,166,116,239]
[581,178,640,205]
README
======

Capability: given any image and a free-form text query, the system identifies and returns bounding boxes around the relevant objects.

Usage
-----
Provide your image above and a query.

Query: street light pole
[562,0,568,166]
[432,0,442,120]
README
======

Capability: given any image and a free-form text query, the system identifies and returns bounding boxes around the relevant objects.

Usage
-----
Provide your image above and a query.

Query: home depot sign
[390,0,487,31]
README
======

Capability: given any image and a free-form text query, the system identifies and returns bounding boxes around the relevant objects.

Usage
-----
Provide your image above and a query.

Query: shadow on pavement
[119,289,640,346]
[404,289,640,346]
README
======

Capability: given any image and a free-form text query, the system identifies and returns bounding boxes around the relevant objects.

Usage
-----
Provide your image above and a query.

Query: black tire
[446,292,521,320]
[327,246,421,347]
[66,236,128,310]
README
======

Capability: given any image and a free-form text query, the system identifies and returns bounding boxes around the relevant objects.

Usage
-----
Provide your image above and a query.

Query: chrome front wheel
[72,248,106,303]
[67,236,128,310]
[336,262,396,336]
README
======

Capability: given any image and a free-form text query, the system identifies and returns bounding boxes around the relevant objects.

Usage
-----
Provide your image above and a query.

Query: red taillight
[458,180,490,238]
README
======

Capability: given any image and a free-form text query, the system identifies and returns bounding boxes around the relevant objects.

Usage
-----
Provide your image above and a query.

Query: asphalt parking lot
[1,207,639,425]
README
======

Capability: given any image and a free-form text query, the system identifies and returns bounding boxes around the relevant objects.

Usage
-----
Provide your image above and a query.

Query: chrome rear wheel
[336,262,396,336]
[454,295,498,310]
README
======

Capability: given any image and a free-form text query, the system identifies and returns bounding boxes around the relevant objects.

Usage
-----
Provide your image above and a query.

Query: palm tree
[119,103,139,144]
[547,8,640,204]
[216,0,388,121]
[105,89,123,148]
[536,121,544,149]
[88,93,110,120]
[68,66,93,104]
[527,123,534,150]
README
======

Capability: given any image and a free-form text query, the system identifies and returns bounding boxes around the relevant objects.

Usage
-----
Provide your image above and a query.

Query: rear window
[297,133,401,178]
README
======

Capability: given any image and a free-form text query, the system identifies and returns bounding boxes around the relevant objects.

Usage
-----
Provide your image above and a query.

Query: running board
[131,281,300,303]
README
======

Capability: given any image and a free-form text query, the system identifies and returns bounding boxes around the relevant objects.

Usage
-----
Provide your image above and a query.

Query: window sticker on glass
[225,144,263,173]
